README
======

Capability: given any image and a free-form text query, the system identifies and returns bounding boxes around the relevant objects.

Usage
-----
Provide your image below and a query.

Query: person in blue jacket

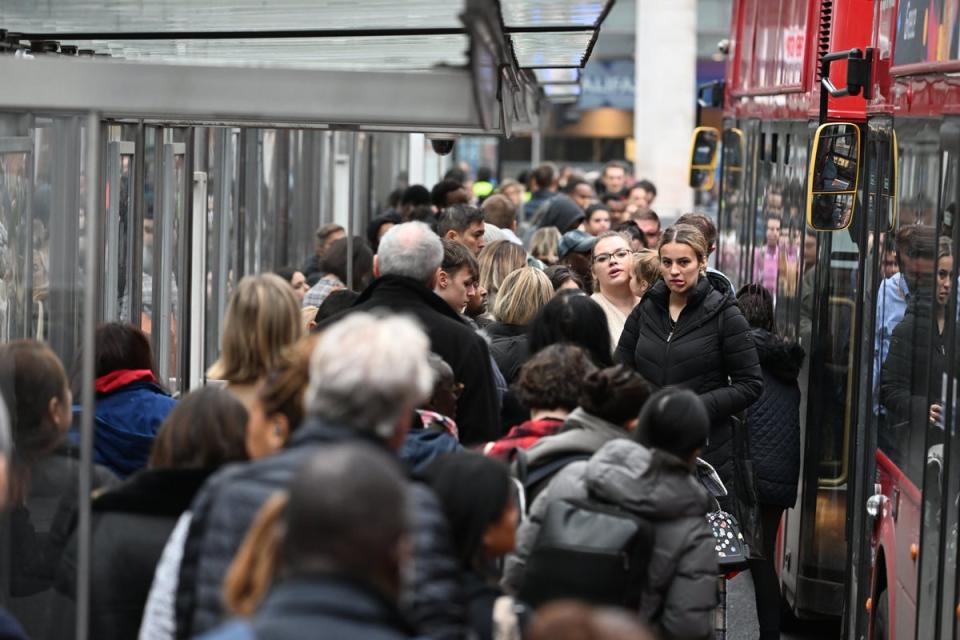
[72,323,176,478]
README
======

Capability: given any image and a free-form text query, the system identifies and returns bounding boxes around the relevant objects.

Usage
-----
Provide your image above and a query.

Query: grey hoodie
[504,439,718,640]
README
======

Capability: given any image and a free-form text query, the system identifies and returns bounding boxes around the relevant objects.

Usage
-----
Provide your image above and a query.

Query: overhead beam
[0,56,489,131]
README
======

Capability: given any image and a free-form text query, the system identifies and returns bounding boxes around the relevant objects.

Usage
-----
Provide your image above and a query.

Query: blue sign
[579,59,635,110]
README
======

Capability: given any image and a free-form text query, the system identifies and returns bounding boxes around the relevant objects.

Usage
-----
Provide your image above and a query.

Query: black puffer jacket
[505,440,717,639]
[485,322,529,384]
[59,467,213,640]
[174,418,464,640]
[746,329,803,508]
[615,277,762,486]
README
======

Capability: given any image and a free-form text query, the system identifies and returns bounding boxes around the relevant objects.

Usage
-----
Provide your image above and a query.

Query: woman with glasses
[590,231,641,351]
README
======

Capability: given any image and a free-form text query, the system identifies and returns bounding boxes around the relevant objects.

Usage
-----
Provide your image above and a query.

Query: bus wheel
[872,589,889,640]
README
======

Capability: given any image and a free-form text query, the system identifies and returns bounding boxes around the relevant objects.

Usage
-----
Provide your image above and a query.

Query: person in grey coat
[504,388,718,640]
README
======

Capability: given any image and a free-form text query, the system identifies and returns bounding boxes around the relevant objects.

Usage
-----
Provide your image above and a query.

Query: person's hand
[930,403,943,425]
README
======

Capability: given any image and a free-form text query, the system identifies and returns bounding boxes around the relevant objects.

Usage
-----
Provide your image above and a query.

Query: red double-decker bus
[694,0,960,637]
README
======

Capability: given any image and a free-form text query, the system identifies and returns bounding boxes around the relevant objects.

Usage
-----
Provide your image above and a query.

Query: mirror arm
[818,48,874,123]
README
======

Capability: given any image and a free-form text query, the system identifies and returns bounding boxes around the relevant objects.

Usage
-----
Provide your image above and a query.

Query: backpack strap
[524,452,592,492]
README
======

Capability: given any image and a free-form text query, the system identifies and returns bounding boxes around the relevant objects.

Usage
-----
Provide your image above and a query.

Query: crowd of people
[0,161,807,640]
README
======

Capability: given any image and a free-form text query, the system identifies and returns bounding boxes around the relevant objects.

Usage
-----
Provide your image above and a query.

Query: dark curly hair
[513,344,596,412]
[737,283,774,332]
[578,365,653,426]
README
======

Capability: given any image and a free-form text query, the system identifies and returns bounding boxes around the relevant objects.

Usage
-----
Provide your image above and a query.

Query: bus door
[843,116,897,640]
[791,122,865,618]
[869,117,942,639]
[912,118,960,640]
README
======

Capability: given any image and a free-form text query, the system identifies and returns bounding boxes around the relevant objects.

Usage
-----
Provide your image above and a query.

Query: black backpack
[517,495,655,609]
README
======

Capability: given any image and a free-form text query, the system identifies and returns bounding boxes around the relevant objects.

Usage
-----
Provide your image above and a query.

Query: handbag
[706,509,750,575]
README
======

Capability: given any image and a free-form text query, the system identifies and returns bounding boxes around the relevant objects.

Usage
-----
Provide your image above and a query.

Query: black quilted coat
[615,277,762,487]
[745,328,804,508]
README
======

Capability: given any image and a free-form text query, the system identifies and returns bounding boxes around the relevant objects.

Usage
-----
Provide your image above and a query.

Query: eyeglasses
[593,249,632,265]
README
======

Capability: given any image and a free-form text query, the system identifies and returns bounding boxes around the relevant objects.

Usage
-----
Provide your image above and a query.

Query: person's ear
[444,229,459,242]
[48,396,67,429]
[436,269,450,290]
[373,255,381,278]
[511,220,518,232]
[428,267,442,290]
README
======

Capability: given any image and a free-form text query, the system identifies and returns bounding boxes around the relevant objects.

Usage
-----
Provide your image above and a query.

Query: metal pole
[346,132,358,290]
[531,129,542,168]
[77,110,100,640]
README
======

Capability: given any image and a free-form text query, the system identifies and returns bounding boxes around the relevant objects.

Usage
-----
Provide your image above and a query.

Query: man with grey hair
[325,221,500,446]
[174,312,467,639]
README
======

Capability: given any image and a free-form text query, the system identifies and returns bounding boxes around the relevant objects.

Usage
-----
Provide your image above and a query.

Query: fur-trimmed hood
[750,328,804,383]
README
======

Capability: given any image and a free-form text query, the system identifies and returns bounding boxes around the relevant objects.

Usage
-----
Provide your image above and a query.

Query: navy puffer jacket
[174,419,465,639]
[745,328,804,508]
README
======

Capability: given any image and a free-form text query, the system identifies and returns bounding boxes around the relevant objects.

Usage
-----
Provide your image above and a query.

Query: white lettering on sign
[904,8,918,40]
[783,29,806,62]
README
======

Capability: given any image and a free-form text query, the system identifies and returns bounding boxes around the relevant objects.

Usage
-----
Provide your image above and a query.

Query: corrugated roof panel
[0,0,466,32]
[500,0,607,28]
[510,30,593,67]
[58,35,470,70]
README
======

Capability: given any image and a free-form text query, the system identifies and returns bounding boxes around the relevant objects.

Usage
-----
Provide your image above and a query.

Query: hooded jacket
[174,418,464,640]
[504,439,717,640]
[328,274,500,445]
[746,328,804,508]
[517,408,629,499]
[70,380,177,478]
[537,195,585,233]
[615,277,762,486]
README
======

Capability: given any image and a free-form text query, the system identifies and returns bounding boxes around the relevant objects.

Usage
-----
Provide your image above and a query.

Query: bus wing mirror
[807,122,861,231]
[689,126,720,191]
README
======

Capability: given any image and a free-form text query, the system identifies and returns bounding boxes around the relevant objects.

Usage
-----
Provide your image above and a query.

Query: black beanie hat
[634,387,710,458]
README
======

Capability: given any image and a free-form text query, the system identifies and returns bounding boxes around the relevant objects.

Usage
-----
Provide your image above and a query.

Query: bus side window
[876,120,942,485]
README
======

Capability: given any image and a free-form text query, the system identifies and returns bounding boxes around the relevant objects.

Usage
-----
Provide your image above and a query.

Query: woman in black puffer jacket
[615,224,763,491]
[737,283,804,640]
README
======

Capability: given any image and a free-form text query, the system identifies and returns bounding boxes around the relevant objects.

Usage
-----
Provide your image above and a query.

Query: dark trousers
[747,504,784,640]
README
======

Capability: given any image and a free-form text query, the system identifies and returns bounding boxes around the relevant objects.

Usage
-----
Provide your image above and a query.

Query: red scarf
[95,369,157,394]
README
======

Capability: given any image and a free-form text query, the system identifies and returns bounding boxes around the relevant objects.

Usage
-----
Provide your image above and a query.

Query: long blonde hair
[478,240,527,302]
[208,274,303,384]
[224,492,287,616]
[493,267,555,325]
[530,227,561,264]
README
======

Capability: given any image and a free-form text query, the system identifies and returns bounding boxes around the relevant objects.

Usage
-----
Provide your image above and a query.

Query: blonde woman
[630,248,661,298]
[207,274,303,410]
[590,231,640,350]
[478,240,527,316]
[486,267,554,383]
[529,227,561,266]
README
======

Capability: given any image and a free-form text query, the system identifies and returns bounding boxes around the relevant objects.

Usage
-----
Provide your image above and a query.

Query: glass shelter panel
[0,114,99,640]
